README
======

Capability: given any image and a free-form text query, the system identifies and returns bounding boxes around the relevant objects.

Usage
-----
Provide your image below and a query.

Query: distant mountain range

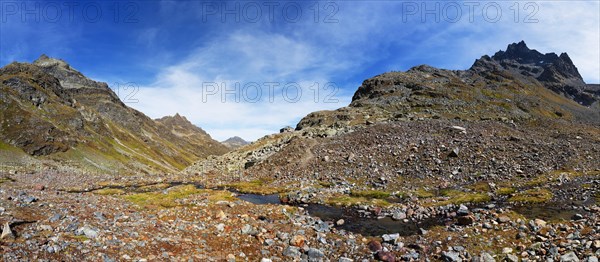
[221,136,250,149]
[0,55,228,174]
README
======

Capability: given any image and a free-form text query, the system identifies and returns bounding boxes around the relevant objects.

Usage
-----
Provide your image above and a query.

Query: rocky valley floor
[2,119,600,262]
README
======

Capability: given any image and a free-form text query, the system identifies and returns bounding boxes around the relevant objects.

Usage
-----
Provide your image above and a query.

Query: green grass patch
[509,188,553,203]
[317,181,334,188]
[326,195,391,207]
[205,190,236,203]
[435,190,491,205]
[124,184,201,208]
[68,235,90,242]
[414,188,435,198]
[467,182,491,193]
[350,190,391,199]
[496,187,516,195]
[93,188,125,195]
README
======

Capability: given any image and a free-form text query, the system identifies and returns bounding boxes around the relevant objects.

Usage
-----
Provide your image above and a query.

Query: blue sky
[1,0,599,141]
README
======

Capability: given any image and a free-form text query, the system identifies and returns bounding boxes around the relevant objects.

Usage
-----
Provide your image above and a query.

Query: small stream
[71,181,593,237]
[237,193,447,236]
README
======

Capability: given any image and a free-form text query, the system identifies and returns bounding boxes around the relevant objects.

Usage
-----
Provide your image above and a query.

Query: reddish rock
[290,235,306,247]
[377,251,396,262]
[368,240,383,252]
[457,215,475,226]
[34,184,45,191]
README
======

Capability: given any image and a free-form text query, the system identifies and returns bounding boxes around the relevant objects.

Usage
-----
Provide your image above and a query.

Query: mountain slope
[298,41,599,130]
[0,55,226,174]
[185,41,600,192]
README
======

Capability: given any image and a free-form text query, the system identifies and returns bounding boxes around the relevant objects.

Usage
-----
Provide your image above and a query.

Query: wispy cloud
[130,30,355,141]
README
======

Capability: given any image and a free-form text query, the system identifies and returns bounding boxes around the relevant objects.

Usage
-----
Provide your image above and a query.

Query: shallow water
[512,203,585,221]
[237,193,281,204]
[234,193,448,236]
[305,204,448,236]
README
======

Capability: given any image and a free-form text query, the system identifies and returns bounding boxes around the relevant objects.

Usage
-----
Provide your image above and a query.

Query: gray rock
[283,246,301,257]
[450,126,467,133]
[480,252,496,262]
[280,126,294,133]
[449,148,460,157]
[23,196,37,203]
[504,254,518,262]
[307,248,325,261]
[241,224,258,236]
[94,212,106,221]
[497,216,511,223]
[76,226,99,239]
[457,204,469,216]
[560,252,580,262]
[392,211,407,220]
[49,213,62,223]
[1,222,14,240]
[382,233,399,243]
[314,222,330,232]
[584,256,598,262]
[338,258,353,262]
[442,251,462,262]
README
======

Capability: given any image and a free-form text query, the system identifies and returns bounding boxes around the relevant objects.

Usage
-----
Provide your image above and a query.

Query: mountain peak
[221,136,250,149]
[505,40,529,53]
[469,41,592,105]
[491,41,548,63]
[33,54,73,71]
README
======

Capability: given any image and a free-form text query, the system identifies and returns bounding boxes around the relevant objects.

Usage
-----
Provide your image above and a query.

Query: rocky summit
[222,136,251,149]
[2,43,600,261]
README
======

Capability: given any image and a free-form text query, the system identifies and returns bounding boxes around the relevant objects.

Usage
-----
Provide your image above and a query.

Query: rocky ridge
[0,55,226,174]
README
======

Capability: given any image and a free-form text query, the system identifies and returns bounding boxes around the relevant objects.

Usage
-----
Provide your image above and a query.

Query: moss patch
[467,182,491,193]
[93,188,125,195]
[326,195,391,207]
[124,185,201,208]
[203,190,236,203]
[496,187,516,195]
[435,190,491,206]
[350,190,391,199]
[68,235,90,242]
[414,188,435,198]
[509,188,553,203]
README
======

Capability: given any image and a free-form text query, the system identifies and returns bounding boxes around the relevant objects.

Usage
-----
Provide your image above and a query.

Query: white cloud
[130,30,354,141]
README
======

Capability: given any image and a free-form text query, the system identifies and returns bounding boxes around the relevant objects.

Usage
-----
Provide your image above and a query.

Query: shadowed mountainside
[0,55,228,174]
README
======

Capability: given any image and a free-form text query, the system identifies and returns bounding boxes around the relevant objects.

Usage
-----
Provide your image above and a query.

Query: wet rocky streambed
[67,181,593,238]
